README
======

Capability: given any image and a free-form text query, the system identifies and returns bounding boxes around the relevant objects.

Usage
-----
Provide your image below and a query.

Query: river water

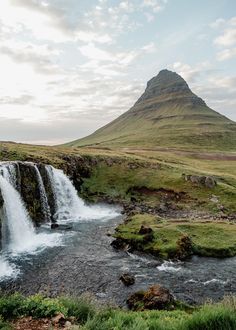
[0,213,235,306]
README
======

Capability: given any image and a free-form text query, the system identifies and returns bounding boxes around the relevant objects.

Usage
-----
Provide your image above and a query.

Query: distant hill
[66,69,236,151]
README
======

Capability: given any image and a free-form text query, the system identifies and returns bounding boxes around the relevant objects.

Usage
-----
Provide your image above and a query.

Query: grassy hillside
[0,142,236,215]
[66,70,236,151]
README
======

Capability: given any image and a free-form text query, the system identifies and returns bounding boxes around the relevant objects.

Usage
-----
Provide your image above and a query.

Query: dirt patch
[11,316,71,330]
[12,317,53,330]
[129,186,187,202]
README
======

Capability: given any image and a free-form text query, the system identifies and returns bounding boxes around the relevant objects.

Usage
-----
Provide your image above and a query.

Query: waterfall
[34,165,51,221]
[0,175,36,252]
[0,163,62,254]
[0,163,17,188]
[46,165,120,221]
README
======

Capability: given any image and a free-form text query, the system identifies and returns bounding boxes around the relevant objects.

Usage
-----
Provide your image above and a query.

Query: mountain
[66,69,236,151]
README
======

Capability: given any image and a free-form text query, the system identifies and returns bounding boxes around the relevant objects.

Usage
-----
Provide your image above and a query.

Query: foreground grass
[1,294,236,330]
[114,214,236,258]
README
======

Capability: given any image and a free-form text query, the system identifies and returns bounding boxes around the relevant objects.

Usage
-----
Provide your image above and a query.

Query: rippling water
[1,213,235,305]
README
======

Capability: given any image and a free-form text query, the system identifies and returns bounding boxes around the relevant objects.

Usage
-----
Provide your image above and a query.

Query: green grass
[1,294,236,330]
[66,99,236,152]
[114,214,236,258]
[81,158,236,214]
[1,141,236,214]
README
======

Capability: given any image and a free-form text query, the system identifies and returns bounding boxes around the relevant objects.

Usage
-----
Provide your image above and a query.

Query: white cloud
[212,17,236,61]
[142,0,167,13]
[215,28,236,46]
[217,47,236,61]
[170,61,210,82]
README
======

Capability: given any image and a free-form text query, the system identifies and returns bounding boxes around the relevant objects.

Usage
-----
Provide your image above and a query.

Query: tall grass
[0,294,236,330]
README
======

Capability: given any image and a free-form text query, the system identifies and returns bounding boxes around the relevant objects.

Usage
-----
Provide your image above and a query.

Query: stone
[51,223,59,229]
[127,285,174,311]
[138,225,153,235]
[205,176,217,189]
[111,238,128,250]
[52,313,65,326]
[65,320,72,328]
[120,273,135,286]
[176,235,193,260]
[210,195,219,203]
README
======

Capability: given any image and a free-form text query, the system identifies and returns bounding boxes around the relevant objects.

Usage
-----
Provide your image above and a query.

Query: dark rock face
[127,285,174,311]
[18,162,44,226]
[135,69,206,107]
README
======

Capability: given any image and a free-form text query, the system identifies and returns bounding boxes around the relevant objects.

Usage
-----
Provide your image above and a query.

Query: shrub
[59,296,96,324]
[23,294,68,318]
[0,294,24,319]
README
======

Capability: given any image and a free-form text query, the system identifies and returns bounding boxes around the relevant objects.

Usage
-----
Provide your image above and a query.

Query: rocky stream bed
[1,213,236,307]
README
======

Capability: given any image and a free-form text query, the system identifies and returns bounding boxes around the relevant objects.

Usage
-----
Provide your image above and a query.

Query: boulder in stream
[127,285,175,311]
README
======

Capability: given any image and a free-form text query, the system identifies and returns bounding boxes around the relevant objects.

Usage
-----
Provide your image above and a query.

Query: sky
[0,0,235,145]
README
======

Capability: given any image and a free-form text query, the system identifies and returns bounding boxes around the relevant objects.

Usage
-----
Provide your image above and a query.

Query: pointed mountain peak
[136,69,206,107]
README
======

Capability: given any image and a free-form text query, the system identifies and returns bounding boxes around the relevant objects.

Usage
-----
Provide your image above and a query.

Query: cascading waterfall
[34,165,51,221]
[0,162,62,257]
[0,174,35,252]
[0,163,17,188]
[46,165,120,222]
[0,161,119,280]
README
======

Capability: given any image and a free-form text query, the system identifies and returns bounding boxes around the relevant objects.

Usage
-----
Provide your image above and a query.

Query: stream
[1,213,236,306]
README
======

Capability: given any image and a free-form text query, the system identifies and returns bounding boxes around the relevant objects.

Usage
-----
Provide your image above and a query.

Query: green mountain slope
[66,69,236,151]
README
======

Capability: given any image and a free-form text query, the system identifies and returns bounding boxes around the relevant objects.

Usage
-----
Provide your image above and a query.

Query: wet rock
[111,238,128,250]
[127,285,174,311]
[176,235,193,260]
[51,223,59,229]
[120,273,135,286]
[139,225,153,235]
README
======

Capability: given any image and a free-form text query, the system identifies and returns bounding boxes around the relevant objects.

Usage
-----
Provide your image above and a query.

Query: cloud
[142,0,167,13]
[217,47,236,61]
[213,16,236,61]
[209,18,225,29]
[0,40,60,74]
[215,28,236,46]
[0,94,34,105]
[170,61,211,82]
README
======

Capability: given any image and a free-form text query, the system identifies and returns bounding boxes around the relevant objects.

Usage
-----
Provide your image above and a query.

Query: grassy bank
[114,214,236,258]
[0,294,236,329]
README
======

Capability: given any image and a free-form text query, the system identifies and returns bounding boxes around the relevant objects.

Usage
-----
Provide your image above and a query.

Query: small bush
[23,294,68,318]
[0,294,67,319]
[0,294,24,319]
[59,296,96,324]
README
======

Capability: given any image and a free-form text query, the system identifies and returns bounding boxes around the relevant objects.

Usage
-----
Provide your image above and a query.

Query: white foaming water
[0,169,62,255]
[157,261,182,273]
[46,165,120,222]
[0,163,17,188]
[203,278,229,286]
[34,165,51,221]
[0,256,17,280]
